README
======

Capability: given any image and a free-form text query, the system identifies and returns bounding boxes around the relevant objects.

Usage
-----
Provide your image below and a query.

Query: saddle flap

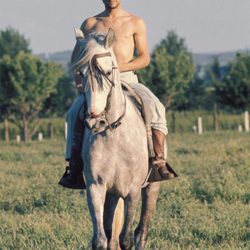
[121,80,155,158]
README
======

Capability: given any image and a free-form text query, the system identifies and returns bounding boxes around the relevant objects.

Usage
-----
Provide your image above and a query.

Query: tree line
[0,27,249,141]
[137,31,250,113]
[0,28,75,141]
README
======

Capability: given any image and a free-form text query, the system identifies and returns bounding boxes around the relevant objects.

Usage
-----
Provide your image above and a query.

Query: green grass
[0,132,249,249]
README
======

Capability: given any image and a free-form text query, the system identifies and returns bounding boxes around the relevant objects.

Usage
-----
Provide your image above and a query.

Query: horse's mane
[71,32,106,74]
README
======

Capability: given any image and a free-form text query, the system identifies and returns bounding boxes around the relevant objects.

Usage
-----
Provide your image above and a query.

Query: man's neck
[104,5,124,18]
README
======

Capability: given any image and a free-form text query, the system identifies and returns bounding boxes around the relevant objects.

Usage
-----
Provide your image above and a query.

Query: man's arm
[119,18,150,72]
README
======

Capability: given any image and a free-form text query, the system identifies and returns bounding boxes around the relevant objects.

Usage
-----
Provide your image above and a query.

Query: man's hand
[118,62,128,72]
[75,73,83,92]
[118,54,150,72]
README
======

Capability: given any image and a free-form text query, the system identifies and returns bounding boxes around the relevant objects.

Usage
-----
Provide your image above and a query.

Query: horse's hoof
[120,235,133,250]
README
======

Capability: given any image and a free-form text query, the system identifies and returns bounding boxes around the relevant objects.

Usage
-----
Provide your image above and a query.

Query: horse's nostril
[99,120,106,127]
[88,111,96,118]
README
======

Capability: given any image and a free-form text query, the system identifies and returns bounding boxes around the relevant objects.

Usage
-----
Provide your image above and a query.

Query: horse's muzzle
[85,117,108,133]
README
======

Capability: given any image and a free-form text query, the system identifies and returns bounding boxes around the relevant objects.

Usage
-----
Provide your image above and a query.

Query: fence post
[16,135,21,143]
[213,103,219,131]
[172,112,176,133]
[244,111,249,132]
[4,118,9,143]
[192,125,197,133]
[197,117,203,135]
[48,122,53,139]
[238,125,243,132]
[38,132,43,141]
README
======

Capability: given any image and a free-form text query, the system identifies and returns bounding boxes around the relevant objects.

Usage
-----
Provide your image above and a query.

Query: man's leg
[152,129,174,179]
[65,96,84,160]
[59,95,86,189]
[128,82,175,179]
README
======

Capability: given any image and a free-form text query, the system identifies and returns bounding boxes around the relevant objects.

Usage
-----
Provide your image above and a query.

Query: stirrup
[149,158,178,181]
[58,166,86,190]
[158,165,175,179]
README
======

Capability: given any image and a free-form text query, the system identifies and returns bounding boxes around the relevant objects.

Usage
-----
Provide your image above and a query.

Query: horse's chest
[83,123,148,191]
[84,133,144,173]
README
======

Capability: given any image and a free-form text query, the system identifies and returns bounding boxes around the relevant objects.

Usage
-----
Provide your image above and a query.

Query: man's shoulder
[80,11,107,31]
[126,13,146,27]
[80,17,97,31]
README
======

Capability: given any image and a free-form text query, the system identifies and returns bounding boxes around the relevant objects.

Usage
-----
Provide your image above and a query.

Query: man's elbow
[143,55,151,67]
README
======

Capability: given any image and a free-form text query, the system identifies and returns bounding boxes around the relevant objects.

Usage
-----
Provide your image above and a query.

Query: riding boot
[59,114,86,189]
[152,129,176,180]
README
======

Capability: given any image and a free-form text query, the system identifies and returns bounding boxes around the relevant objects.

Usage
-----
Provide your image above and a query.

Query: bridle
[82,51,126,132]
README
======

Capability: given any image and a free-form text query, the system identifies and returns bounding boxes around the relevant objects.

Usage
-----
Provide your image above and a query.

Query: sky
[0,0,250,54]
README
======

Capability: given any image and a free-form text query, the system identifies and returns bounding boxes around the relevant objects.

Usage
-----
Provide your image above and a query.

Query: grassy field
[0,132,249,249]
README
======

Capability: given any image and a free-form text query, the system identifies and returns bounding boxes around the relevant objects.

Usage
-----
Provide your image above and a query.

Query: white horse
[72,28,161,250]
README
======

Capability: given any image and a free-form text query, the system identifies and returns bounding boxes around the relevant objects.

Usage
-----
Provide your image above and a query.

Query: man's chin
[106,3,119,9]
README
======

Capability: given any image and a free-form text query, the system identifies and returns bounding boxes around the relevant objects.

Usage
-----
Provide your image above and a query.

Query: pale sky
[0,0,250,54]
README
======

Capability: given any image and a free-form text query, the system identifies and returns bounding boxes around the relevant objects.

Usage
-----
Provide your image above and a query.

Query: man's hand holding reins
[75,72,83,92]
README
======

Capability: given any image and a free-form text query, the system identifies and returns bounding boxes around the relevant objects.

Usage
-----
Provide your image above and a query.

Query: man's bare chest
[89,19,135,42]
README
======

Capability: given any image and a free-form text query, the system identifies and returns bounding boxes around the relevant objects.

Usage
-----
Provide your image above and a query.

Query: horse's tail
[112,198,124,250]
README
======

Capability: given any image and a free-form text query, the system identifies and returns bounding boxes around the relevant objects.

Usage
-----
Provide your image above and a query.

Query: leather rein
[83,52,126,131]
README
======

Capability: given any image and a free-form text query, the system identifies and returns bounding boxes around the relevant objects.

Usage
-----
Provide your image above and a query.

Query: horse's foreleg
[87,184,107,250]
[134,182,160,250]
[103,194,121,250]
[120,191,140,250]
[112,198,124,250]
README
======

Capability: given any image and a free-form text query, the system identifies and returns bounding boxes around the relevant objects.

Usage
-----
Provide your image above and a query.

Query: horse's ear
[104,28,115,48]
[74,27,85,40]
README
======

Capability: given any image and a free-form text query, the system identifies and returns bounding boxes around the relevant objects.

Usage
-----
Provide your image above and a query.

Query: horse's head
[71,28,123,133]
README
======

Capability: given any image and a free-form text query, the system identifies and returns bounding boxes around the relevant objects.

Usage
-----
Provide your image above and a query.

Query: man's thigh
[129,83,164,110]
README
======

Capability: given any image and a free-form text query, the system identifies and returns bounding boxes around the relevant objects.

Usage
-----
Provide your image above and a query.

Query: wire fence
[0,111,249,143]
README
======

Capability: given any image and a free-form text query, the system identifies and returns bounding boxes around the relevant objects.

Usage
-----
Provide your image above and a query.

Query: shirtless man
[59,0,174,189]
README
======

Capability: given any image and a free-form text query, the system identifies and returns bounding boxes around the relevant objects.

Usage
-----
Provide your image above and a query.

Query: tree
[184,74,207,110]
[214,53,250,110]
[201,56,223,111]
[0,27,31,58]
[0,52,64,141]
[43,74,76,116]
[0,27,32,141]
[210,56,222,81]
[137,31,195,111]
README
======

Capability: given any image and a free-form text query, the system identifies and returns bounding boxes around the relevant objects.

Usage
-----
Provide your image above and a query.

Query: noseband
[83,52,126,132]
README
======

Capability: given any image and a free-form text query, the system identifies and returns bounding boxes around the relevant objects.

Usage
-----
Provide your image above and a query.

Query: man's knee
[66,95,84,122]
[158,102,166,118]
[151,102,168,135]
